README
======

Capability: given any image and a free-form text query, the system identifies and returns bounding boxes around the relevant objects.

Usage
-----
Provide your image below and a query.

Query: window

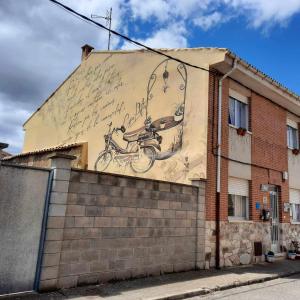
[287,125,299,149]
[290,189,300,223]
[229,97,248,130]
[293,204,300,223]
[228,177,249,220]
[228,195,249,219]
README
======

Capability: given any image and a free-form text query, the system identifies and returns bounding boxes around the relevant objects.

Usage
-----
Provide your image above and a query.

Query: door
[270,190,280,253]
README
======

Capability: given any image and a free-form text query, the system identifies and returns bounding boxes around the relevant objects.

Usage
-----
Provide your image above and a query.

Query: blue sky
[1,0,300,153]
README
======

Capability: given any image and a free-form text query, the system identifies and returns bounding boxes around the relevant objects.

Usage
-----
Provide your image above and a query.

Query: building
[0,143,11,159]
[18,46,300,268]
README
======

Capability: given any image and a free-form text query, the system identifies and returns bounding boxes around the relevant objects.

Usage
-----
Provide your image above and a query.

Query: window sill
[291,221,300,225]
[228,217,253,223]
[229,124,252,135]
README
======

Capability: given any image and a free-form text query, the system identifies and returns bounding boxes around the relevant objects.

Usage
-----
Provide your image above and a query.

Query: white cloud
[128,0,300,30]
[122,23,188,50]
[128,0,171,22]
[224,0,300,28]
[193,12,225,30]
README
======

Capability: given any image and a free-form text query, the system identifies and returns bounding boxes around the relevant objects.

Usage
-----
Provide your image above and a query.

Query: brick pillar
[191,179,206,269]
[39,153,75,291]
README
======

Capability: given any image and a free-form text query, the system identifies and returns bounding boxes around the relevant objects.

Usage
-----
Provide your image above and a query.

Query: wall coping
[0,162,51,172]
[71,167,206,188]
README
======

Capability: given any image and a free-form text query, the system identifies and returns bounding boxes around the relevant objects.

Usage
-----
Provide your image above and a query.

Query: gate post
[191,179,206,270]
[38,153,76,291]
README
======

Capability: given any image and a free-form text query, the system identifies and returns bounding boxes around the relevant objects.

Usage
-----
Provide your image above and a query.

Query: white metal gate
[270,190,279,253]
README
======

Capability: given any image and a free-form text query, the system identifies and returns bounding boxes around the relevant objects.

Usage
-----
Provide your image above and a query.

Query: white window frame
[287,125,299,150]
[228,194,249,220]
[229,97,249,130]
[292,204,300,223]
[290,189,300,224]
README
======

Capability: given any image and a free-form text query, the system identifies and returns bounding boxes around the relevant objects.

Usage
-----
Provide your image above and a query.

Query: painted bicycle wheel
[94,151,112,171]
[130,146,156,173]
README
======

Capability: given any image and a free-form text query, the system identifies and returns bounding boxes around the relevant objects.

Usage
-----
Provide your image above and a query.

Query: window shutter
[228,177,249,196]
[287,119,298,129]
[290,189,300,204]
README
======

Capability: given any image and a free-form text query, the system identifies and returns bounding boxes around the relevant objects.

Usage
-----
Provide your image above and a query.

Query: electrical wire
[48,0,216,74]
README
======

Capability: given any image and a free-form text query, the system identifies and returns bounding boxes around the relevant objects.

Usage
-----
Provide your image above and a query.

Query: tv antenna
[91,8,112,50]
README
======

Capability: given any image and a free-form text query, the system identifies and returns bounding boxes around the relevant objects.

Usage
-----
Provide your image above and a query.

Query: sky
[1,0,300,154]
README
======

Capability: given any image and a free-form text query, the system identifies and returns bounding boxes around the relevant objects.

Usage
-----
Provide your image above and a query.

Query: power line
[48,0,215,74]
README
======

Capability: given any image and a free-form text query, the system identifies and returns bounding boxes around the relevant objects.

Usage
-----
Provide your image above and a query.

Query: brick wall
[206,73,229,222]
[206,74,291,267]
[251,92,289,223]
[206,75,289,223]
[39,159,206,291]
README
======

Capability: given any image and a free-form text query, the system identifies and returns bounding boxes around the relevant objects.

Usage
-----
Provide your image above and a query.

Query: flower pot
[266,255,275,263]
[288,252,296,260]
[237,127,247,136]
[292,149,300,155]
[265,253,275,263]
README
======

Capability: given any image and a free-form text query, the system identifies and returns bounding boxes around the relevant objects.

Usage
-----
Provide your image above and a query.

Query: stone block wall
[281,223,300,251]
[206,220,271,268]
[39,157,206,291]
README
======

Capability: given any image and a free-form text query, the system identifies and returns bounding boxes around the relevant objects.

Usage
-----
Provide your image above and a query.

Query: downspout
[34,169,54,291]
[216,57,237,269]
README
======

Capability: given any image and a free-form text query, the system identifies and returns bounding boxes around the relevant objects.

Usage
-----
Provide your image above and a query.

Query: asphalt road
[189,274,300,300]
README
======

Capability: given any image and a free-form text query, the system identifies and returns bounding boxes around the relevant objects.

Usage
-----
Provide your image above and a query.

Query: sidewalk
[3,260,300,300]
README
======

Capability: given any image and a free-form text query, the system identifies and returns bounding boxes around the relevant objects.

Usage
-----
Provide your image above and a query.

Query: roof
[226,50,300,103]
[23,47,300,126]
[0,150,11,159]
[2,142,84,161]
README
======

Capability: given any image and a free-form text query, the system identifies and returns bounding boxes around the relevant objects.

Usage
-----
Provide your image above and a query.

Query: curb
[153,270,300,300]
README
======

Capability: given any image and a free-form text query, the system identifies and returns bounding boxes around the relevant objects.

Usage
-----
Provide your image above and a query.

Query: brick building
[16,47,300,269]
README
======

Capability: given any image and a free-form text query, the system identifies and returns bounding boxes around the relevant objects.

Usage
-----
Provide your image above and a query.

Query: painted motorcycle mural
[94,59,187,173]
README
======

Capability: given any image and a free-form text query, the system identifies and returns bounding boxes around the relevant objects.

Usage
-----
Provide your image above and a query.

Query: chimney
[81,44,94,61]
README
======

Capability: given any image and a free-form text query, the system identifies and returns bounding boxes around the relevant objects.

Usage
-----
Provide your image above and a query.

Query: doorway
[270,188,280,253]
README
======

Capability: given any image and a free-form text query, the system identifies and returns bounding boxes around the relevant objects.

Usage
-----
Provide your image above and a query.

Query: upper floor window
[229,97,248,130]
[287,125,299,149]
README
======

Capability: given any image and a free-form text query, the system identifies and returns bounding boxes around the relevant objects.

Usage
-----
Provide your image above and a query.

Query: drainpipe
[215,58,237,269]
[34,169,54,291]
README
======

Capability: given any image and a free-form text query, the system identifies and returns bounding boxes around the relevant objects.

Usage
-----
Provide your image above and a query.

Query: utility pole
[91,8,112,50]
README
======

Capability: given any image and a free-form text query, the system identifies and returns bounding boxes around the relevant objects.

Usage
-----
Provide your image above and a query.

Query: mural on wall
[23,49,214,184]
[94,59,187,173]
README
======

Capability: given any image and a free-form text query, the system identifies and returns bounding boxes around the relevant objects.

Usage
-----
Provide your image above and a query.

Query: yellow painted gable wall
[23,49,226,184]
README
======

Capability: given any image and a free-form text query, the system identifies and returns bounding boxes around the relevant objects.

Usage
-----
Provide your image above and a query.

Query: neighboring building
[3,142,88,169]
[0,143,11,159]
[21,46,300,268]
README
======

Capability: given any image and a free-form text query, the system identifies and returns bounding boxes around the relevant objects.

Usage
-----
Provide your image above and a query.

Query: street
[190,274,300,300]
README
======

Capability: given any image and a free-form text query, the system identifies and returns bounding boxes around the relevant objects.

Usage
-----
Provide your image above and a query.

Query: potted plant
[236,127,247,136]
[265,250,275,263]
[292,148,300,155]
[288,250,297,260]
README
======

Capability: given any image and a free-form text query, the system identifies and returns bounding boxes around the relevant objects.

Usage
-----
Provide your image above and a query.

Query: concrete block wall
[39,154,74,291]
[39,156,206,291]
